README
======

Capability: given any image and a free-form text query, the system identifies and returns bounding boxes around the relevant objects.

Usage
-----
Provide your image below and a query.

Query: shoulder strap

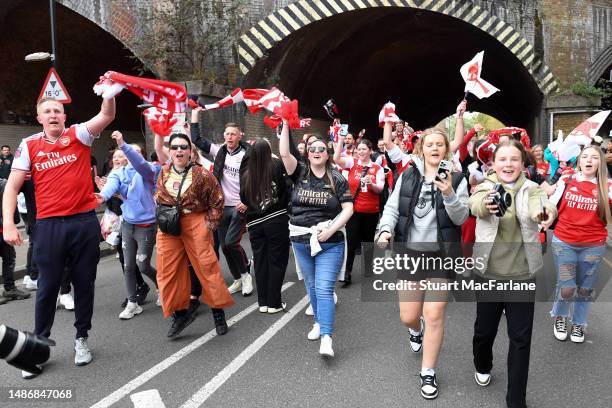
[174,164,192,210]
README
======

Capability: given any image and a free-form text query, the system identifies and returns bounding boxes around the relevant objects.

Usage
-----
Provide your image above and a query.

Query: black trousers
[248,214,290,308]
[0,237,16,290]
[218,207,248,280]
[473,294,535,408]
[34,211,100,339]
[345,211,379,278]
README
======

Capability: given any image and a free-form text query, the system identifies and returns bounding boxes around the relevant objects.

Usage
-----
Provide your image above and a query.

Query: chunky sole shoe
[167,313,196,338]
[267,303,287,314]
[420,373,438,399]
[474,372,491,387]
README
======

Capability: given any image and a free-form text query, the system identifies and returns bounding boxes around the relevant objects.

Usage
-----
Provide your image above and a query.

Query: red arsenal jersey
[554,176,612,244]
[342,157,384,213]
[12,123,98,219]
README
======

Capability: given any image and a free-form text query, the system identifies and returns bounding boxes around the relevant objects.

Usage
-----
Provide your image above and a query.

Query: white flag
[565,110,611,146]
[460,51,500,99]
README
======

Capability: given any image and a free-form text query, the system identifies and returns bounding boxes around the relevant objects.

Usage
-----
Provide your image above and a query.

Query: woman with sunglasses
[154,133,234,338]
[279,119,353,358]
[333,137,384,287]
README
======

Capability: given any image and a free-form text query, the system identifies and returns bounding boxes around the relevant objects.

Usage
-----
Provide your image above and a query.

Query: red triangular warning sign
[38,67,71,103]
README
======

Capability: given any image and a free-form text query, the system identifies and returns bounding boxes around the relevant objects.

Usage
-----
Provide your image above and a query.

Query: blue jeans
[550,235,605,327]
[292,241,344,336]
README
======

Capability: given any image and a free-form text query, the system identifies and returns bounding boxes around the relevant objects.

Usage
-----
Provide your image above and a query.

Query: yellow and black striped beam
[239,0,558,95]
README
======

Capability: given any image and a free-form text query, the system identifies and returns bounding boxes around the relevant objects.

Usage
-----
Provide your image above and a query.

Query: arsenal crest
[60,136,70,146]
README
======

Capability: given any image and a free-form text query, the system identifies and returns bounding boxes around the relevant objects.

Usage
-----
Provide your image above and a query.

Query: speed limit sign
[37,67,71,103]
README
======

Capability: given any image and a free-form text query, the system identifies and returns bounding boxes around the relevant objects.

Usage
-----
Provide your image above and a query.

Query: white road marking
[90,282,296,408]
[179,295,309,408]
[130,389,166,408]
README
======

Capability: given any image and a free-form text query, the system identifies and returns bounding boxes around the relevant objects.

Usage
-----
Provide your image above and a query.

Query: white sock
[421,368,435,377]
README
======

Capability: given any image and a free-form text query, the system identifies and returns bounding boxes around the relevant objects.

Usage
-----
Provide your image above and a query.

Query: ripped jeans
[122,222,158,302]
[550,234,605,327]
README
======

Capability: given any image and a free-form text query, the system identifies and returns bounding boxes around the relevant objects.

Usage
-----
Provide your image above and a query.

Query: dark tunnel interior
[244,7,544,137]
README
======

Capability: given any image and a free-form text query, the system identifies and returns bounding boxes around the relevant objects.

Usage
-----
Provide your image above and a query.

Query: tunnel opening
[244,7,544,142]
[0,0,153,131]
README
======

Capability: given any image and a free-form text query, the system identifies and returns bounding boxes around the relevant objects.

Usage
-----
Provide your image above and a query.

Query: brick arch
[57,0,139,59]
[238,0,558,95]
[588,44,612,85]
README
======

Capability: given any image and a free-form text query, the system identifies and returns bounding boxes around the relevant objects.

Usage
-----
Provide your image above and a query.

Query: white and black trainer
[553,316,568,341]
[420,372,438,399]
[570,324,585,343]
[409,317,424,353]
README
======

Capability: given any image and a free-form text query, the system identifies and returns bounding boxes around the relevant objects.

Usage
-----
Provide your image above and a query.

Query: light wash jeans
[292,241,344,336]
[550,234,605,327]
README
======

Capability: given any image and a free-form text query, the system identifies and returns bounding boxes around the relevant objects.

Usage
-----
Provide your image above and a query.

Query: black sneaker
[420,373,438,399]
[212,308,228,335]
[135,283,150,306]
[188,298,201,317]
[167,310,195,338]
[2,287,31,300]
[570,324,585,343]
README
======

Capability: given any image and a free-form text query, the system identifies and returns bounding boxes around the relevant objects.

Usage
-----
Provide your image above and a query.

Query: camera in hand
[0,325,55,374]
[489,183,512,217]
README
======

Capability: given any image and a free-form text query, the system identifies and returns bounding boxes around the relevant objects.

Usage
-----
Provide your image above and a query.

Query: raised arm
[333,135,350,169]
[450,100,467,154]
[85,97,116,137]
[154,133,169,164]
[111,131,155,179]
[190,108,214,154]
[279,119,298,175]
[383,121,396,151]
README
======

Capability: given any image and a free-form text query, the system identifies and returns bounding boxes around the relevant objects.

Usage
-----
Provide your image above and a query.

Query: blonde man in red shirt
[3,95,116,378]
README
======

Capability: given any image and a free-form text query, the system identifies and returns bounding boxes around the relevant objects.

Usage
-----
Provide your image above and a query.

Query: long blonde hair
[415,127,451,160]
[578,146,612,224]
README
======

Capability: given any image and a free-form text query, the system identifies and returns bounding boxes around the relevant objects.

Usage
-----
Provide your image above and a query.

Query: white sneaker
[305,304,314,316]
[474,371,491,387]
[333,291,338,305]
[554,316,568,341]
[241,273,253,296]
[58,294,75,310]
[259,306,268,313]
[119,301,143,320]
[319,335,334,357]
[74,337,93,366]
[22,365,42,379]
[155,290,162,307]
[308,323,321,340]
[23,275,38,291]
[227,279,242,294]
[267,302,286,314]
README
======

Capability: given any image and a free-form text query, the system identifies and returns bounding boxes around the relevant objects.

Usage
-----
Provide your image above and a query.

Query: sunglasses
[170,144,190,151]
[308,146,327,153]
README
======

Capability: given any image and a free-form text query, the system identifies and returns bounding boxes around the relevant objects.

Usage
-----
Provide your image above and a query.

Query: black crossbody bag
[156,165,191,236]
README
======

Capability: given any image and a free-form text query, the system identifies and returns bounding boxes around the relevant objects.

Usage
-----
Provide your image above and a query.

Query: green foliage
[570,81,609,98]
